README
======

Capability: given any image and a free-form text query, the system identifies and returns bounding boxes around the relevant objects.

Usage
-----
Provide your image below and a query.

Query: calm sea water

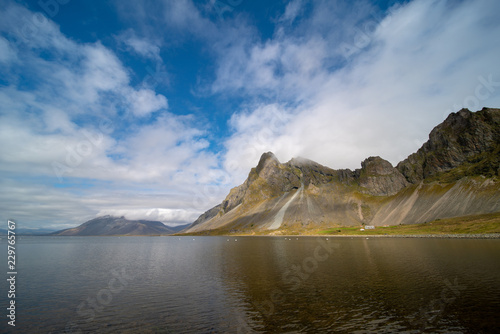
[1,236,499,333]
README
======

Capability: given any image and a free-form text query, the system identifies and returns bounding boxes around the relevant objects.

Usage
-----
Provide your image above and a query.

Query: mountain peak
[361,156,395,176]
[255,152,280,175]
[455,108,472,118]
[397,107,500,183]
[258,151,279,163]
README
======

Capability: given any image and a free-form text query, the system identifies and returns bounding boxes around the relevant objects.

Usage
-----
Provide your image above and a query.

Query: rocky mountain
[397,107,500,183]
[186,108,500,234]
[52,216,175,236]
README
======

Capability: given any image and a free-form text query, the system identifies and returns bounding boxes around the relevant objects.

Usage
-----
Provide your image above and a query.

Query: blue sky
[1,0,499,229]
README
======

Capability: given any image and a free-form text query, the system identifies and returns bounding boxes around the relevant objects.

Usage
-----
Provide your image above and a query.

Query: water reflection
[215,237,500,333]
[0,236,498,333]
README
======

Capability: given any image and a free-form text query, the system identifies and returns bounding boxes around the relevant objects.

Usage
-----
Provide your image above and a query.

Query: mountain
[0,228,58,236]
[167,223,192,233]
[186,107,500,234]
[397,107,500,183]
[52,216,175,236]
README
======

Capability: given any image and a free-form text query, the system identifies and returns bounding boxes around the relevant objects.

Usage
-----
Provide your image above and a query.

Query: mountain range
[0,227,58,236]
[52,216,189,236]
[185,107,500,234]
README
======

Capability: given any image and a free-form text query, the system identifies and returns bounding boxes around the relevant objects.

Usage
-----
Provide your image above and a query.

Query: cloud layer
[220,0,500,178]
[1,0,499,228]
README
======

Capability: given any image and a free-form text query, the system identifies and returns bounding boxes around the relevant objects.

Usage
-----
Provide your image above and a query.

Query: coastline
[26,233,500,238]
[178,233,500,239]
[298,233,500,239]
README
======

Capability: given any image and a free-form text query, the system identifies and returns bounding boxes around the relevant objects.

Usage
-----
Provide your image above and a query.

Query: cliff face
[397,108,500,183]
[358,156,409,196]
[186,108,500,234]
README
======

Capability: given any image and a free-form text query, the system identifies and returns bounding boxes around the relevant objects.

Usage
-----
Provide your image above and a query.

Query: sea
[1,236,499,333]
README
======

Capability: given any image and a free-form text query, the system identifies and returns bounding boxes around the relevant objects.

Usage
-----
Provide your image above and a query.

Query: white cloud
[223,104,294,181]
[119,30,161,61]
[126,88,168,117]
[0,36,16,63]
[0,176,203,229]
[109,113,214,182]
[0,2,74,52]
[0,1,223,228]
[220,0,500,171]
[80,42,129,97]
[114,0,218,42]
[212,41,280,94]
[96,208,199,225]
[42,108,77,133]
[2,0,500,230]
[280,0,303,23]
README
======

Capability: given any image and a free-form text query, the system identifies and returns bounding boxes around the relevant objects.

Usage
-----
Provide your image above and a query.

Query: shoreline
[25,233,500,239]
[301,233,500,239]
[178,233,500,239]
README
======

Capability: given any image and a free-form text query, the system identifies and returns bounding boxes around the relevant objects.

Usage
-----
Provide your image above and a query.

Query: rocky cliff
[186,108,500,234]
[397,108,500,183]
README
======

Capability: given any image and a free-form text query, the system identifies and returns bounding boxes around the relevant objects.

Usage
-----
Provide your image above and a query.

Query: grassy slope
[317,212,500,235]
[179,212,500,236]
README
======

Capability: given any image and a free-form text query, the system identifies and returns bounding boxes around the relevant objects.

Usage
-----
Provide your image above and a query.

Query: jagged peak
[455,108,472,118]
[361,156,396,176]
[441,107,499,129]
[362,156,388,163]
[434,108,472,131]
[260,151,279,162]
[441,107,499,127]
[255,152,280,175]
[397,107,500,183]
[361,156,393,166]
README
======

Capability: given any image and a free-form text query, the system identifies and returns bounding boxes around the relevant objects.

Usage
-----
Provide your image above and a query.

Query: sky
[1,0,499,229]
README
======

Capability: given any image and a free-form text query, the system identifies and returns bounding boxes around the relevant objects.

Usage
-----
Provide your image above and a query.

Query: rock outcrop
[397,107,500,183]
[186,108,500,234]
[358,156,409,196]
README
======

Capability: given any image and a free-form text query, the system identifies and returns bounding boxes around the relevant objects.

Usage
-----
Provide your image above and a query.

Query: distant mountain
[166,223,192,233]
[186,108,500,234]
[0,228,58,236]
[52,216,175,236]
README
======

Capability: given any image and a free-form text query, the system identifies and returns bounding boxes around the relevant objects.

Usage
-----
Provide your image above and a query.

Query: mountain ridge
[52,215,177,236]
[186,107,500,234]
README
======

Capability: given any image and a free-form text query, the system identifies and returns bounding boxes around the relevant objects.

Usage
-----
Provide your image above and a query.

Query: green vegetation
[318,212,500,235]
[179,212,500,236]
